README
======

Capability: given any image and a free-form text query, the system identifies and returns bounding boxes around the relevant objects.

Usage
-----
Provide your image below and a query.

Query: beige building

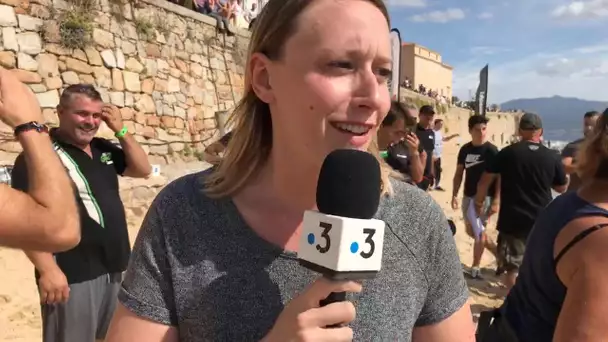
[400,43,453,101]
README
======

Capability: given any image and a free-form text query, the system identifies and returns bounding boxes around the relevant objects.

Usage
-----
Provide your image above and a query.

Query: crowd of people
[401,77,451,106]
[1,0,608,341]
[194,0,260,33]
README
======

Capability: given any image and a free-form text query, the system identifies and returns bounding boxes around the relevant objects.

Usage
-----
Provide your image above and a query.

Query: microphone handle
[320,292,346,328]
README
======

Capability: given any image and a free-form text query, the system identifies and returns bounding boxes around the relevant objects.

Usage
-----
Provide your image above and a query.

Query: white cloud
[387,0,426,7]
[409,8,466,23]
[470,46,511,55]
[551,0,608,19]
[453,43,608,103]
[478,12,494,19]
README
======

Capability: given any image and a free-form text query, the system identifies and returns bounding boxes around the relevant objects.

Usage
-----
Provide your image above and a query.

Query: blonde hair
[576,111,608,180]
[205,0,393,198]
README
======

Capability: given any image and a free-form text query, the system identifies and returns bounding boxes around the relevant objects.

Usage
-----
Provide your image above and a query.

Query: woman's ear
[249,52,275,104]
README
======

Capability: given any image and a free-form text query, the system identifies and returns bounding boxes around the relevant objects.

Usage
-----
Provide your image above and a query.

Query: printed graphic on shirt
[464,154,484,169]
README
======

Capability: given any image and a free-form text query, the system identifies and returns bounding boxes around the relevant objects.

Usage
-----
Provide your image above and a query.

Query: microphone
[298,149,385,311]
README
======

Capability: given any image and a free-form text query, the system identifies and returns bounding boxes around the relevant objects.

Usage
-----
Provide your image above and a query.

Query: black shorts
[496,233,526,274]
[417,177,432,191]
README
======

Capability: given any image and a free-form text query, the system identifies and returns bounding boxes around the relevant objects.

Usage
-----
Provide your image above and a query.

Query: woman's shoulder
[151,168,223,218]
[377,178,449,252]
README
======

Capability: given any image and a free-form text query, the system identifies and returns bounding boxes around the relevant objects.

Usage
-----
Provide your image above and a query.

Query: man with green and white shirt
[11,84,152,342]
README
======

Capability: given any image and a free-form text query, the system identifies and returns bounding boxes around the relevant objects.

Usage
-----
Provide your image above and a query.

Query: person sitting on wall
[204,131,233,165]
[200,0,235,36]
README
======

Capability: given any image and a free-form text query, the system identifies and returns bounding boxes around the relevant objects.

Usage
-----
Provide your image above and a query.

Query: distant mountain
[500,96,608,142]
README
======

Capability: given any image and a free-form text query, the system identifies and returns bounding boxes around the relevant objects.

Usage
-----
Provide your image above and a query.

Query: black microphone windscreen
[316,149,382,219]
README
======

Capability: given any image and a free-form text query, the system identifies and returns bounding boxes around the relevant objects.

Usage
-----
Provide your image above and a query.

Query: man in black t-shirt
[12,84,152,342]
[415,105,436,190]
[452,115,499,279]
[476,113,568,291]
[561,111,600,191]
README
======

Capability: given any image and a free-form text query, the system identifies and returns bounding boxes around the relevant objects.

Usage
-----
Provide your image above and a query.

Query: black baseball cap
[468,115,489,129]
[519,112,543,130]
[419,105,435,116]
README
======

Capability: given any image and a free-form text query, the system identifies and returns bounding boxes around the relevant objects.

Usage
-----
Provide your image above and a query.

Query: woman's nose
[351,69,384,112]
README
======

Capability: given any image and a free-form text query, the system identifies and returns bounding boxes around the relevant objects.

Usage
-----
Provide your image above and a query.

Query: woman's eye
[329,61,354,69]
[377,67,392,78]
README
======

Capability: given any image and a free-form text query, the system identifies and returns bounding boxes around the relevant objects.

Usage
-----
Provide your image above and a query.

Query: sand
[0,139,505,341]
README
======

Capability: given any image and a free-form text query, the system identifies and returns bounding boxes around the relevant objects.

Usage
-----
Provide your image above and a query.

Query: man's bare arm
[493,175,501,199]
[119,133,152,178]
[0,131,79,251]
[443,133,459,142]
[475,172,497,205]
[561,157,577,175]
[452,165,464,199]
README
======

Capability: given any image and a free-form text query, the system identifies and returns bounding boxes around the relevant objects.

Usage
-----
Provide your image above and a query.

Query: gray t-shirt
[119,171,468,341]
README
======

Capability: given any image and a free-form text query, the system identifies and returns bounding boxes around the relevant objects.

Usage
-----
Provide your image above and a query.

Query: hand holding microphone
[265,150,384,341]
[263,277,361,342]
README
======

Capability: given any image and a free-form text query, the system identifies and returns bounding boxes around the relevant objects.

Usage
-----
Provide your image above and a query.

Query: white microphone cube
[298,210,385,280]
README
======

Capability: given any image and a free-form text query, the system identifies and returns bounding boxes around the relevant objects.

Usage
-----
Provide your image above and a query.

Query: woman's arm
[412,200,475,341]
[554,217,608,342]
[413,305,474,341]
[106,304,178,342]
[106,190,179,341]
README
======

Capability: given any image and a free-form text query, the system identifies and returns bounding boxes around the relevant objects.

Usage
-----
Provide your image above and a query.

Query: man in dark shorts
[415,105,436,191]
[452,115,499,279]
[561,111,600,191]
[475,113,568,291]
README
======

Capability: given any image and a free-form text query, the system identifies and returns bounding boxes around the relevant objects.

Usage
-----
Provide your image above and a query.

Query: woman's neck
[232,146,320,251]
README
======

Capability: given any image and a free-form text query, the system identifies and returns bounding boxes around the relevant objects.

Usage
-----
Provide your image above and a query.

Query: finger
[61,286,70,303]
[39,289,48,304]
[45,290,56,305]
[307,301,357,328]
[54,289,65,304]
[304,277,362,304]
[303,326,354,342]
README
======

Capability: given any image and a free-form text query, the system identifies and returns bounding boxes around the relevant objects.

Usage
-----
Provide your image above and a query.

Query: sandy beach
[0,138,504,341]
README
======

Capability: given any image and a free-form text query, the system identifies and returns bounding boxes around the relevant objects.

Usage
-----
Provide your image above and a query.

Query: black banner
[474,64,489,117]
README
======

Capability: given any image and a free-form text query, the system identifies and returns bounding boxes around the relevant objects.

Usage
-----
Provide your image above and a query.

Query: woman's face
[258,0,391,163]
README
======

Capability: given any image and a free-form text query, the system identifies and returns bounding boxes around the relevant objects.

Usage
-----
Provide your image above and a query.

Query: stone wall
[400,87,521,148]
[0,0,248,164]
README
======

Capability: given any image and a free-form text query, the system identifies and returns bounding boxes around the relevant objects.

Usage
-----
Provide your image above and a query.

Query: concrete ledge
[140,0,252,39]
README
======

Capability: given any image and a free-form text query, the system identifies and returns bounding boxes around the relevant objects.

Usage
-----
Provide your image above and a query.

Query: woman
[480,109,608,341]
[106,0,474,341]
[379,101,424,184]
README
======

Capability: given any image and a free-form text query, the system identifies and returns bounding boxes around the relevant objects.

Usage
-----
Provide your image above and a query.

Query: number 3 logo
[360,228,376,259]
[316,222,332,253]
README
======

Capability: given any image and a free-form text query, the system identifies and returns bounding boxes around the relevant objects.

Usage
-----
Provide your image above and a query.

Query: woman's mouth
[330,122,372,136]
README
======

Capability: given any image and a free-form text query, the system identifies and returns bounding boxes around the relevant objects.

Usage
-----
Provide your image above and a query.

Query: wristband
[14,121,48,137]
[115,126,128,138]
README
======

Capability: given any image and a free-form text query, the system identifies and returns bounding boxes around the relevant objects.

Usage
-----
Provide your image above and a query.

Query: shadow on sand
[462,264,506,322]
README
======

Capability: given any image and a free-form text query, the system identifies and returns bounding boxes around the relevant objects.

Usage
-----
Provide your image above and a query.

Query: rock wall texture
[0,0,248,165]
[400,87,521,148]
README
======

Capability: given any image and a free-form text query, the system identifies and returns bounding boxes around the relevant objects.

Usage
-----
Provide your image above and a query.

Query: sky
[387,0,608,104]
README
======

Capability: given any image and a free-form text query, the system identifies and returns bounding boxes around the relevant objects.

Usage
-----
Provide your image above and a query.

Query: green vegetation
[134,16,155,39]
[58,10,93,49]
